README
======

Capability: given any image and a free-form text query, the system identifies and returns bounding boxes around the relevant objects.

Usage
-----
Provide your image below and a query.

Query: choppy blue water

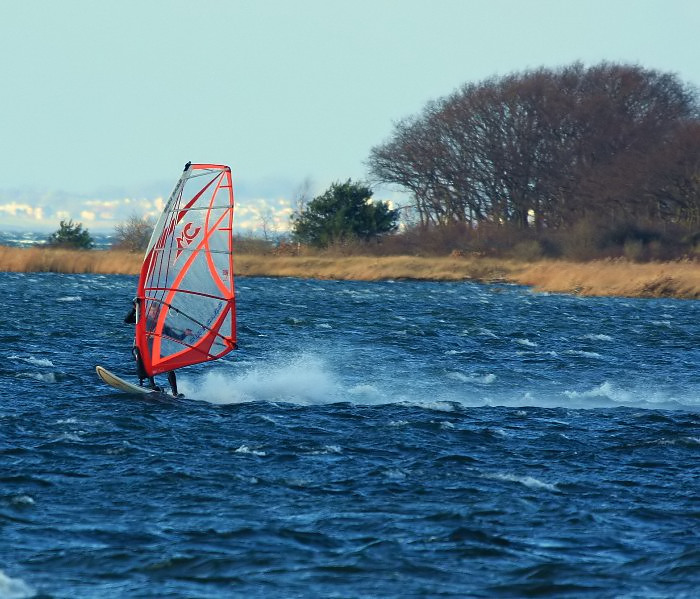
[1,272,699,598]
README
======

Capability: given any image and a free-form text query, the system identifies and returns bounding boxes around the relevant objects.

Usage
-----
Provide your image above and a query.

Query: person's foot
[150,384,162,392]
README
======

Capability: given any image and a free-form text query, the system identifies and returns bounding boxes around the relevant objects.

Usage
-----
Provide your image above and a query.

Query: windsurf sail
[134,162,237,376]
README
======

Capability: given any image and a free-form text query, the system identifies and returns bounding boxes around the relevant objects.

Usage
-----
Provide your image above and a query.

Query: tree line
[367,62,700,235]
[44,62,700,258]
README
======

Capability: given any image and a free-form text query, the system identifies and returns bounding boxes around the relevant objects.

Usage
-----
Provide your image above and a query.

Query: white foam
[515,338,538,347]
[0,570,35,599]
[10,495,34,507]
[565,381,630,403]
[56,295,82,302]
[477,328,498,338]
[348,384,386,403]
[565,350,603,359]
[486,472,558,492]
[308,445,343,455]
[582,334,613,342]
[9,355,54,367]
[446,372,496,385]
[181,352,700,412]
[182,354,343,405]
[234,445,266,456]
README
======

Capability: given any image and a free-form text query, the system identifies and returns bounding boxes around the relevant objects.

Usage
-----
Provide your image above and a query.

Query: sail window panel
[173,248,230,299]
[159,294,228,361]
[180,173,221,208]
[169,206,231,262]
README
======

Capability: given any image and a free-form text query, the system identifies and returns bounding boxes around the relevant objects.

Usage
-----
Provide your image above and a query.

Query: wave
[179,353,700,412]
[0,570,35,599]
[484,472,559,492]
[8,355,54,367]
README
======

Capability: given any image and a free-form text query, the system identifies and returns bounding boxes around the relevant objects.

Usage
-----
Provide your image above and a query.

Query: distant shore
[1,245,699,299]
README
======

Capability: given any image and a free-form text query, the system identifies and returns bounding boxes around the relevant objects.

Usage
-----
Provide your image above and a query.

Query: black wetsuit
[125,304,158,390]
[125,303,181,395]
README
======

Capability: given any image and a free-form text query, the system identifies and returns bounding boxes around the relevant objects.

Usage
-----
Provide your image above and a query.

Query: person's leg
[167,371,178,396]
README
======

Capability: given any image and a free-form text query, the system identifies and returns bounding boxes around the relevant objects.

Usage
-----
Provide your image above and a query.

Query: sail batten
[134,163,236,376]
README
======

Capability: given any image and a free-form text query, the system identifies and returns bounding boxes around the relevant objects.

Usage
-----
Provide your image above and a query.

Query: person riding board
[125,299,190,396]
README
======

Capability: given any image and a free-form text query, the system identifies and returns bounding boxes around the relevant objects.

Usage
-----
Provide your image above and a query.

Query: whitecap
[486,472,558,492]
[384,468,407,480]
[309,445,343,455]
[446,371,469,383]
[565,350,602,359]
[56,296,82,302]
[348,384,385,403]
[58,432,85,442]
[488,427,508,437]
[582,333,613,342]
[514,338,538,347]
[478,328,498,338]
[235,445,266,456]
[446,372,495,385]
[564,381,630,403]
[0,569,35,599]
[402,400,456,412]
[9,355,54,368]
[10,495,35,507]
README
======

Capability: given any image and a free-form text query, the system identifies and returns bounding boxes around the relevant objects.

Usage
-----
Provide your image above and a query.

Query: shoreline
[1,245,699,299]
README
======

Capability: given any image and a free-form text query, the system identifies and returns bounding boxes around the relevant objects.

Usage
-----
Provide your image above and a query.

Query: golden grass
[511,259,700,299]
[2,245,700,298]
[0,246,141,274]
[236,254,517,283]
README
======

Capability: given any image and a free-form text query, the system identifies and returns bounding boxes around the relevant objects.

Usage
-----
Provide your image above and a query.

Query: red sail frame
[134,163,236,376]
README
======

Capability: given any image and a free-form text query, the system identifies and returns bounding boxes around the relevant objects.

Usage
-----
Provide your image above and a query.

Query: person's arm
[124,306,136,324]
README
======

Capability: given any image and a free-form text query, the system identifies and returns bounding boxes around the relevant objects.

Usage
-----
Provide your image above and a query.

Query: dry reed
[2,246,700,298]
[0,246,141,274]
[512,259,700,299]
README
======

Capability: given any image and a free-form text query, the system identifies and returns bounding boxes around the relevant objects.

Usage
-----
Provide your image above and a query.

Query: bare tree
[292,177,314,217]
[112,214,154,252]
[259,207,277,241]
[368,62,700,232]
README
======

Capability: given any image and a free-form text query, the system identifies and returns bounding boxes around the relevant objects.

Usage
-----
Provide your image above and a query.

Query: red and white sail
[134,162,237,376]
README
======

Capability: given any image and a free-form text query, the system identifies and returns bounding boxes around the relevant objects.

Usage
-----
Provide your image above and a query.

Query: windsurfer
[125,299,160,391]
[128,300,189,396]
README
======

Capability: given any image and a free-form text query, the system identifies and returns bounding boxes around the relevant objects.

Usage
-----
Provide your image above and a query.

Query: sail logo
[176,222,201,259]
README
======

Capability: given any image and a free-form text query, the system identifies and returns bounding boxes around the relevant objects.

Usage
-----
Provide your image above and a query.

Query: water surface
[1,273,699,597]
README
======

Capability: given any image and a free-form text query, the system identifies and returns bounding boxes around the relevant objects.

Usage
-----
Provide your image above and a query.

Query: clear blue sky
[1,0,698,232]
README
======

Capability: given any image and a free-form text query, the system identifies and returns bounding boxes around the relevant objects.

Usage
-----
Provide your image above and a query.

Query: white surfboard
[96,365,163,397]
